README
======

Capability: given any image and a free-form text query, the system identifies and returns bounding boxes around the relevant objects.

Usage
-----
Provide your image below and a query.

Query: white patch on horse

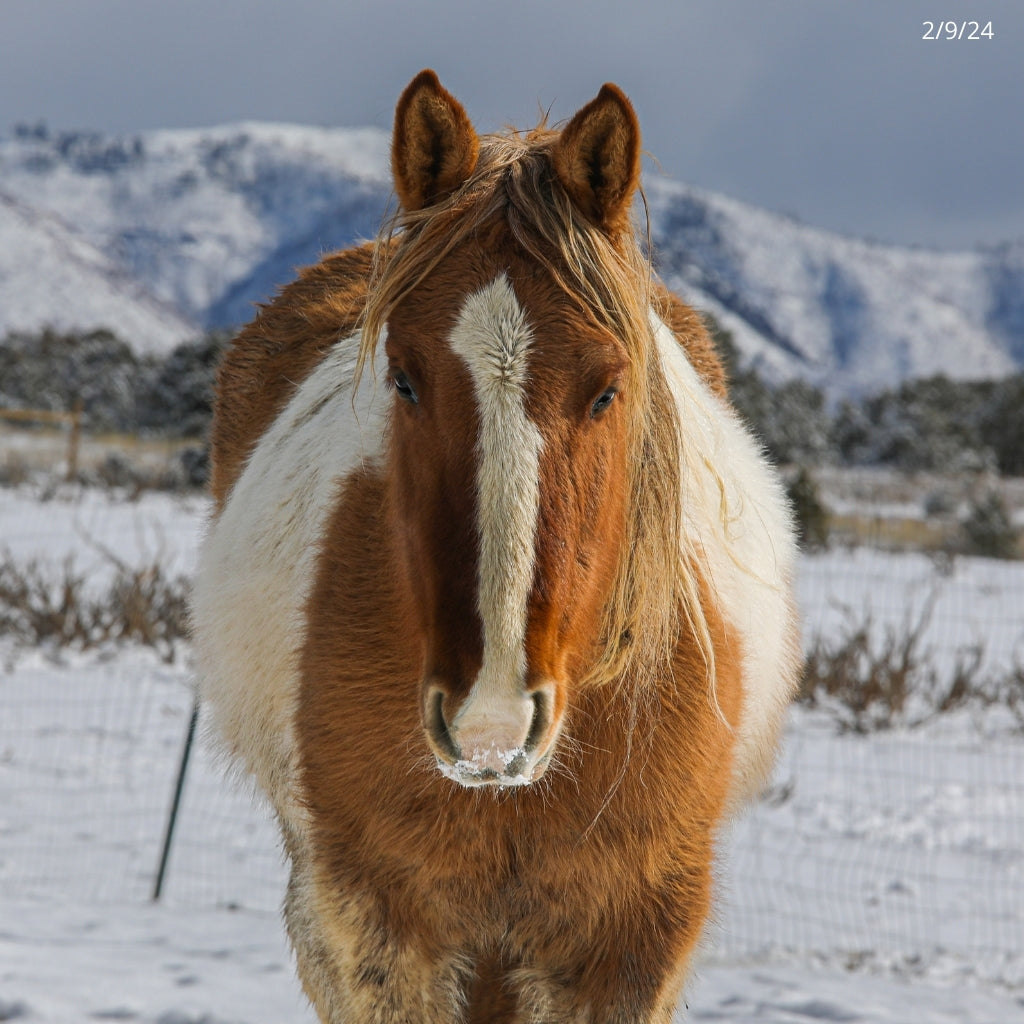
[192,337,387,831]
[652,312,800,807]
[447,275,543,745]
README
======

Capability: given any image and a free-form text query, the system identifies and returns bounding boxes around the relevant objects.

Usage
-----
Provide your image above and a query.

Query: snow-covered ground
[1,486,1023,1022]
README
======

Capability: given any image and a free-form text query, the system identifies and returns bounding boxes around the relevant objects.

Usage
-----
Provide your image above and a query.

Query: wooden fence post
[67,399,83,481]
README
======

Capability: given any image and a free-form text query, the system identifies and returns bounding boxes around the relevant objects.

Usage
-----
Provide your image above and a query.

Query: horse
[192,69,800,1024]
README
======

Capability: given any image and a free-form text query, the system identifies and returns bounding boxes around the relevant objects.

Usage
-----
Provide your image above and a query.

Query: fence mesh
[1,547,1022,982]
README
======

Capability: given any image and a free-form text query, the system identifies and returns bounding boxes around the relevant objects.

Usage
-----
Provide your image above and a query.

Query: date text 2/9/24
[922,21,994,40]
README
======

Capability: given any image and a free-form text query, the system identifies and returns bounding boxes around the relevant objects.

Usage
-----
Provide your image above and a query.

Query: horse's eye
[590,386,617,418]
[390,369,419,405]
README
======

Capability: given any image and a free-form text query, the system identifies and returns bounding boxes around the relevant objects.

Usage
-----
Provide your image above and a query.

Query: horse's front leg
[513,952,687,1024]
[284,851,469,1024]
[510,887,704,1024]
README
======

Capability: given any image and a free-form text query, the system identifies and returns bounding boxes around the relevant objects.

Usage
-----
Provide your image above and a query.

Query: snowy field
[2,485,1023,1023]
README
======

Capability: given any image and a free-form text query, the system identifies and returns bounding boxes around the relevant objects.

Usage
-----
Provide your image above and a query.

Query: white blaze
[447,275,543,739]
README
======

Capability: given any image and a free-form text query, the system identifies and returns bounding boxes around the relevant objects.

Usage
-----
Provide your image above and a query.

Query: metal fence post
[152,696,199,901]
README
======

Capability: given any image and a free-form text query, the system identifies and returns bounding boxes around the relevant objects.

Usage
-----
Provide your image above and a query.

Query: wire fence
[1,547,1022,984]
[0,652,284,910]
[716,711,1024,986]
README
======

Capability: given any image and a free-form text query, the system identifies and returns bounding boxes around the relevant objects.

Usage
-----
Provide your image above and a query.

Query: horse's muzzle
[424,681,558,787]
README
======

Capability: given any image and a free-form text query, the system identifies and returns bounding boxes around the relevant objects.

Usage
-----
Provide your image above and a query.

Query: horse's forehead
[387,241,620,398]
[446,268,616,370]
[448,273,530,364]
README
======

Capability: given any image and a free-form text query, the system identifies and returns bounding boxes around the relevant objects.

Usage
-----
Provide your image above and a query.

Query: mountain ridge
[2,122,1021,397]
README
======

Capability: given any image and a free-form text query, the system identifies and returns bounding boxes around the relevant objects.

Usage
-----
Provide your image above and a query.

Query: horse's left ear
[552,84,641,232]
[392,69,479,212]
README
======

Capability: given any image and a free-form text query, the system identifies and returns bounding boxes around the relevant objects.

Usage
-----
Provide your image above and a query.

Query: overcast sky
[1,0,1020,249]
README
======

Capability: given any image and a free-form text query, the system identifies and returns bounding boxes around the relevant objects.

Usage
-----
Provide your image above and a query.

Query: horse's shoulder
[209,242,375,506]
[654,284,728,400]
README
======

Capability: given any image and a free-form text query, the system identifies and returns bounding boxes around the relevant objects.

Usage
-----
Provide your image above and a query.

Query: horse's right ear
[392,70,479,212]
[552,83,641,233]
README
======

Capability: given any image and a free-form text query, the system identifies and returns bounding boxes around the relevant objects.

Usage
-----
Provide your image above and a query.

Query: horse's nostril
[426,686,459,762]
[525,688,553,754]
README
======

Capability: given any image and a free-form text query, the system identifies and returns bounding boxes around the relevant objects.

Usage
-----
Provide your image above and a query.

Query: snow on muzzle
[425,679,558,787]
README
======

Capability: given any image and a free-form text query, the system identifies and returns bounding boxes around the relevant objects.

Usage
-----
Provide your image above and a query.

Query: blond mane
[357,128,717,698]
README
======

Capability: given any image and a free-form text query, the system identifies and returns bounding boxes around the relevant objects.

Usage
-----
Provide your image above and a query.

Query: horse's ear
[552,83,641,232]
[392,70,479,212]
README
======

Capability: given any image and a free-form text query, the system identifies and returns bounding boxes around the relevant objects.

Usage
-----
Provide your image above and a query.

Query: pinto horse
[193,70,799,1024]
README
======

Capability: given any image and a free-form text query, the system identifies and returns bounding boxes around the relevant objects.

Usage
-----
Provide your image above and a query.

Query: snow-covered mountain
[0,190,195,354]
[646,181,1024,395]
[0,123,390,348]
[2,122,1022,395]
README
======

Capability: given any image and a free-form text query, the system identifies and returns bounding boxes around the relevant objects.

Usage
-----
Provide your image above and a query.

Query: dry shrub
[0,453,32,488]
[960,489,1021,560]
[0,548,189,661]
[798,596,1007,733]
[993,664,1024,733]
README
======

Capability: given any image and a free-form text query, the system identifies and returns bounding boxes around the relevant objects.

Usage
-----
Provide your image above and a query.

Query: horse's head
[375,71,651,788]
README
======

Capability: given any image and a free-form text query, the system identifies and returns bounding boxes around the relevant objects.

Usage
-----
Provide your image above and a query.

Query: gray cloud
[1,0,1020,247]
